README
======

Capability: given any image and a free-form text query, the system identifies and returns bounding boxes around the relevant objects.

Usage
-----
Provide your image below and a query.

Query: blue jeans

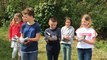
[21,51,38,60]
[77,48,92,60]
[61,43,71,60]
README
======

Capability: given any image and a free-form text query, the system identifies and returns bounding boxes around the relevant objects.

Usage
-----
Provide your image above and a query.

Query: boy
[44,16,61,60]
[20,7,41,60]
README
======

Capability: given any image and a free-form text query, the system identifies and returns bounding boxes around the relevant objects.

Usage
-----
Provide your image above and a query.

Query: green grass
[0,27,107,60]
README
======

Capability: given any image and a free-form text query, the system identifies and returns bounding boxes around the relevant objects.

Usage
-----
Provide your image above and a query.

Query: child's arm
[69,28,75,41]
[44,29,51,42]
[44,29,58,42]
[57,28,61,41]
[61,28,64,40]
[62,28,75,42]
[9,24,12,41]
[83,30,97,45]
[27,33,41,42]
[19,34,30,44]
[27,24,41,42]
[83,37,96,45]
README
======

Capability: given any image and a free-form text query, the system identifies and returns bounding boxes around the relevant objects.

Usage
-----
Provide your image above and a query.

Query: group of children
[8,7,97,60]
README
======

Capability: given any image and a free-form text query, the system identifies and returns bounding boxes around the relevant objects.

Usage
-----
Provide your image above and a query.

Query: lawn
[0,27,107,60]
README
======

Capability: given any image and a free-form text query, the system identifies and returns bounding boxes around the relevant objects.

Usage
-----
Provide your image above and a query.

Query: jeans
[46,44,60,60]
[11,42,21,58]
[77,48,92,60]
[21,51,38,60]
[61,43,71,60]
[12,47,18,58]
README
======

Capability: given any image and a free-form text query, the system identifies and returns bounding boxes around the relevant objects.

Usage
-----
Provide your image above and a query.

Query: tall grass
[0,27,107,60]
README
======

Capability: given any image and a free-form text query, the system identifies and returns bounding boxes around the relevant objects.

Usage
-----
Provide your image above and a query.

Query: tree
[1,0,107,38]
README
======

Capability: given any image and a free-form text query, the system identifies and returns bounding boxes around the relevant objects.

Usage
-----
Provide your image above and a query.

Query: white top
[61,26,75,44]
[76,27,97,48]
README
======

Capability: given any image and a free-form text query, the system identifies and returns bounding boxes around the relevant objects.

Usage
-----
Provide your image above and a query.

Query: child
[20,7,41,60]
[44,16,61,60]
[9,13,23,60]
[75,14,97,60]
[61,17,74,60]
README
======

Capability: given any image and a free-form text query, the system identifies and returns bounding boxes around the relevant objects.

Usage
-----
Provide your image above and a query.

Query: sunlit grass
[0,27,107,60]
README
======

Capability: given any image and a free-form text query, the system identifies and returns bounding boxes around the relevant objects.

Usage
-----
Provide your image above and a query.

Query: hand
[19,37,24,43]
[24,40,30,44]
[45,40,49,43]
[75,36,78,40]
[48,36,53,41]
[64,36,70,41]
[17,39,20,43]
[78,37,85,42]
[9,39,11,42]
[48,36,57,41]
[52,35,57,40]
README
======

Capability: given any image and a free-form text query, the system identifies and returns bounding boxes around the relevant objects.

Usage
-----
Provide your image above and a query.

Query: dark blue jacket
[44,28,61,46]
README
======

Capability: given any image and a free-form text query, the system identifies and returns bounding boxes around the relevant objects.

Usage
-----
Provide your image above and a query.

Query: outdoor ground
[0,27,107,60]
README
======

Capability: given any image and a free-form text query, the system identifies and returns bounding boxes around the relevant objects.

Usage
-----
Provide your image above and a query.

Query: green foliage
[1,0,107,38]
[1,0,24,27]
[34,2,65,34]
[2,0,38,27]
[0,0,8,27]
[95,40,107,49]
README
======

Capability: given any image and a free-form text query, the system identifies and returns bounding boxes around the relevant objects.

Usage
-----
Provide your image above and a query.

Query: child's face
[49,20,57,29]
[22,16,27,22]
[22,14,31,22]
[81,18,89,28]
[14,16,21,23]
[65,19,71,27]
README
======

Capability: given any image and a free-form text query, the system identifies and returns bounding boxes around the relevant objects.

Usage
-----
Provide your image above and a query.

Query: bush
[34,3,65,34]
[1,0,107,39]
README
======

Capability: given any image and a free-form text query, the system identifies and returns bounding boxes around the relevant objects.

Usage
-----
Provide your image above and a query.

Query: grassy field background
[0,27,107,60]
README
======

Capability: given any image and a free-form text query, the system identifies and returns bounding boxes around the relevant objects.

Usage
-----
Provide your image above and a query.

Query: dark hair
[85,16,91,21]
[82,14,91,21]
[65,17,72,25]
[22,7,34,17]
[49,16,58,22]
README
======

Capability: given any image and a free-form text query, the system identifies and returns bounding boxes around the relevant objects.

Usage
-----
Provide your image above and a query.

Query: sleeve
[19,22,23,36]
[69,28,75,41]
[91,29,97,38]
[61,27,64,40]
[8,24,12,40]
[44,29,50,41]
[57,28,61,40]
[36,24,41,33]
[20,24,24,34]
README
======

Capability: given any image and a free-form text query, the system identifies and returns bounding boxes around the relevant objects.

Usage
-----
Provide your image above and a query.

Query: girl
[61,17,74,60]
[76,14,97,60]
[9,13,23,60]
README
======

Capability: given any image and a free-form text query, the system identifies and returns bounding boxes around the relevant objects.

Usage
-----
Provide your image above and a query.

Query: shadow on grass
[38,50,46,54]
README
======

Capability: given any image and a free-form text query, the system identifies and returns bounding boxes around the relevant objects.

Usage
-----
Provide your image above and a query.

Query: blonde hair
[80,14,92,28]
[11,13,22,25]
